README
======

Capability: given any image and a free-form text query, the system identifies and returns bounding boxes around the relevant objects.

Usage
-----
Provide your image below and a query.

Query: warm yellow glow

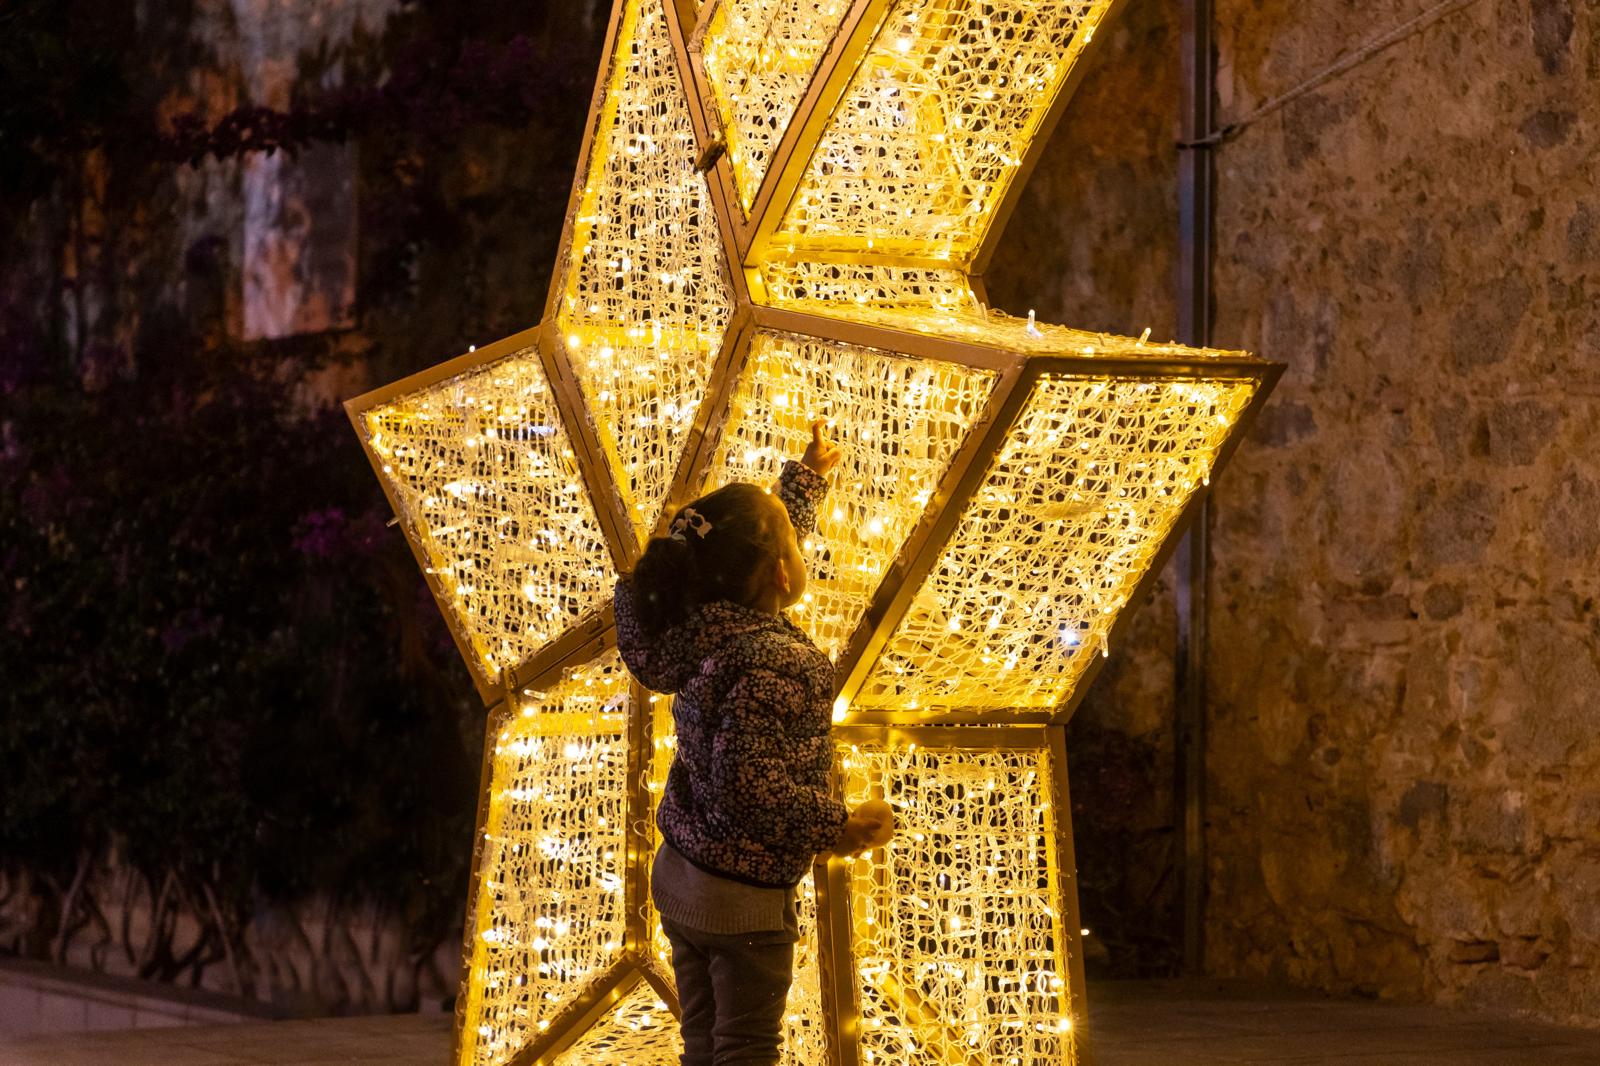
[347,0,1278,1063]
[361,348,613,688]
[781,876,832,1064]
[701,0,852,209]
[556,0,734,542]
[645,695,677,974]
[841,733,1071,1065]
[458,654,633,1066]
[856,375,1258,712]
[701,328,997,658]
[778,297,1249,361]
[764,0,1117,267]
[550,980,678,1063]
[755,260,984,315]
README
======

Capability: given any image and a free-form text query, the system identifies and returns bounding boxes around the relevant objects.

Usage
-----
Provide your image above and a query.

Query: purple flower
[292,507,350,559]
[161,607,220,654]
[292,506,389,559]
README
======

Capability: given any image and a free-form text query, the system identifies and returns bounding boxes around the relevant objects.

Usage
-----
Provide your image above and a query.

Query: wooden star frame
[345,1,1282,1063]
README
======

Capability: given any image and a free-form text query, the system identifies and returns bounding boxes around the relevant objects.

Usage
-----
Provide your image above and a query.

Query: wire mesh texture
[550,979,681,1065]
[699,327,998,658]
[857,374,1260,713]
[839,734,1075,1066]
[700,0,855,210]
[796,300,1249,361]
[555,0,736,543]
[765,0,1116,266]
[644,694,679,977]
[360,348,614,687]
[757,260,983,314]
[457,654,635,1066]
[778,876,832,1066]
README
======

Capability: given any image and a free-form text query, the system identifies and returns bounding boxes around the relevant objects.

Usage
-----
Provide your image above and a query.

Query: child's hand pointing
[801,419,841,478]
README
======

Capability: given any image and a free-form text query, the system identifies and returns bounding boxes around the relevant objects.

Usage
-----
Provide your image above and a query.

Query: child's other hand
[801,419,841,478]
[834,801,894,855]
[855,798,895,847]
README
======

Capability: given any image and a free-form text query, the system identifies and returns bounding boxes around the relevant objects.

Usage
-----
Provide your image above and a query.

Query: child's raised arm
[775,420,839,536]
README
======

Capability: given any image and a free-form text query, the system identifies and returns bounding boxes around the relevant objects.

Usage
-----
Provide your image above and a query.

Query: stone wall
[1206,0,1599,1024]
[990,0,1600,1025]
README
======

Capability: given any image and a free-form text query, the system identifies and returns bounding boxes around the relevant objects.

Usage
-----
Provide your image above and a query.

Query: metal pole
[1175,0,1216,977]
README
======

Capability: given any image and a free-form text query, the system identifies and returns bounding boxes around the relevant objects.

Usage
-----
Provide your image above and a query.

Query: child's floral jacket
[614,461,847,887]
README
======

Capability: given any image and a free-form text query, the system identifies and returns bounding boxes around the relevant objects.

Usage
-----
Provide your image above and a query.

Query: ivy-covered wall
[1,0,606,1014]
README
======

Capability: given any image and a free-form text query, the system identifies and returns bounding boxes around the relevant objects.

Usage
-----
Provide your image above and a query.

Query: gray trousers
[661,914,796,1066]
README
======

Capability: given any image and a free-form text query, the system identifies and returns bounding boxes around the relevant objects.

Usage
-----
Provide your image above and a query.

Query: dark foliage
[0,316,483,970]
[0,0,604,994]
[0,0,136,225]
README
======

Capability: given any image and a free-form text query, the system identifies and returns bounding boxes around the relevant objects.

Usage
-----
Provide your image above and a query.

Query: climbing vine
[0,0,604,1010]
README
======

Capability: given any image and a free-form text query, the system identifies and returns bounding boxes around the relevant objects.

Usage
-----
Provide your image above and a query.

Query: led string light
[550,982,678,1064]
[841,738,1073,1065]
[557,0,735,542]
[778,876,832,1066]
[458,655,634,1065]
[774,298,1248,360]
[857,375,1259,712]
[769,0,1116,265]
[363,350,613,684]
[755,262,984,315]
[644,694,679,976]
[703,329,997,658]
[346,0,1278,1061]
[701,0,854,210]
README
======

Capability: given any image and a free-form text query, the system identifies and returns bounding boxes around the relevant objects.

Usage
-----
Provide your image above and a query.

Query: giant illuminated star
[347,1,1280,1062]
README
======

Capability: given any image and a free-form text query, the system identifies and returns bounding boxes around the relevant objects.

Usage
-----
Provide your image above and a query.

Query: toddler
[614,421,888,1066]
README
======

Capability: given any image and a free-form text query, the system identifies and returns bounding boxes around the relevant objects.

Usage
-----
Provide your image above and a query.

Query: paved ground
[1090,981,1600,1065]
[0,1011,450,1066]
[5,980,1600,1064]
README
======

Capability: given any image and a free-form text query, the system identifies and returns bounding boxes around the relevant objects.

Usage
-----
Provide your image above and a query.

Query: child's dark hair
[626,483,784,634]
